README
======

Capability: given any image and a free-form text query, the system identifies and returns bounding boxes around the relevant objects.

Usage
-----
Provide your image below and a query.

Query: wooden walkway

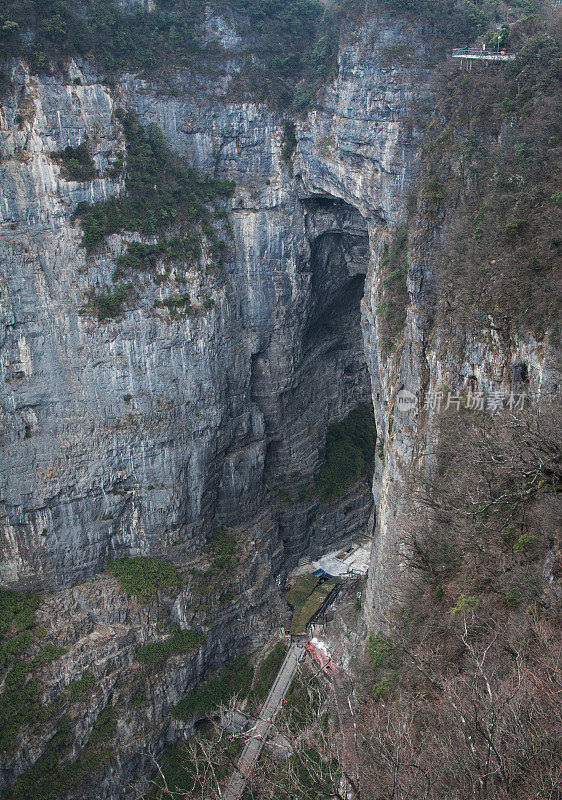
[222,642,304,800]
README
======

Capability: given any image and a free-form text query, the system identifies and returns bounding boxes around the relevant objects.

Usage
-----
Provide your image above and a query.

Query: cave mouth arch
[262,194,378,563]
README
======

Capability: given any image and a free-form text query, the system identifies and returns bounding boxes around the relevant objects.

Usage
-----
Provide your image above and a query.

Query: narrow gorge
[0,1,560,799]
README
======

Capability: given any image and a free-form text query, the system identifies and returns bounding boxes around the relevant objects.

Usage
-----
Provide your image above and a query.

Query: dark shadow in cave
[262,195,377,561]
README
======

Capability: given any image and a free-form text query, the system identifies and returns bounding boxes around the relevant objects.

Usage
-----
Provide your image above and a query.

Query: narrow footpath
[222,642,304,800]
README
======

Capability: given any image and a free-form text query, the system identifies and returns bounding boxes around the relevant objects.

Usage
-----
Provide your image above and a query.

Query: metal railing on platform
[452,47,515,61]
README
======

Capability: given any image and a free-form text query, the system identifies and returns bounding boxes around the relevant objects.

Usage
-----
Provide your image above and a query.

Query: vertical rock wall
[0,10,440,797]
[1,13,429,593]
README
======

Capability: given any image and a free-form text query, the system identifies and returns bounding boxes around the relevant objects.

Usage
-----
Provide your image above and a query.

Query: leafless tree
[351,399,562,800]
[134,402,561,800]
[134,668,350,800]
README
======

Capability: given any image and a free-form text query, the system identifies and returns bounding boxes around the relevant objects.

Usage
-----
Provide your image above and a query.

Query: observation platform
[452,48,515,61]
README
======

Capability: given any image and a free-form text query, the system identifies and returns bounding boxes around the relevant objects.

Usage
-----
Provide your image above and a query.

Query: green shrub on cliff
[112,238,201,280]
[0,630,33,669]
[84,282,134,322]
[0,0,337,109]
[316,403,377,501]
[248,641,288,706]
[136,629,206,665]
[208,527,237,570]
[32,643,67,666]
[281,120,298,160]
[73,110,234,251]
[51,140,97,182]
[68,672,96,702]
[154,293,194,317]
[0,0,204,82]
[74,111,234,321]
[107,556,182,598]
[6,713,113,800]
[378,0,494,44]
[376,225,409,354]
[0,663,46,751]
[368,632,395,668]
[89,706,117,744]
[0,590,41,637]
[172,657,253,718]
[0,591,64,753]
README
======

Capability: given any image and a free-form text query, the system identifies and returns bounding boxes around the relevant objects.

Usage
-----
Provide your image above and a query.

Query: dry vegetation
[351,401,561,799]
[157,403,561,800]
[410,12,561,340]
[139,665,343,800]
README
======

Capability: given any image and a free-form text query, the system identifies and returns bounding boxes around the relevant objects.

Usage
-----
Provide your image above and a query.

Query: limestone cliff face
[0,508,285,797]
[0,11,428,591]
[2,6,559,797]
[361,169,561,633]
[0,10,432,797]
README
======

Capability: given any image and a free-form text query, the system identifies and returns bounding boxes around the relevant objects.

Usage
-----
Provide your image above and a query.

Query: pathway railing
[452,47,515,61]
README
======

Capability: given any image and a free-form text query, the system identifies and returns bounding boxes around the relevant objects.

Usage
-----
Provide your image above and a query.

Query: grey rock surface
[1,14,427,593]
[2,6,558,798]
[0,12,430,797]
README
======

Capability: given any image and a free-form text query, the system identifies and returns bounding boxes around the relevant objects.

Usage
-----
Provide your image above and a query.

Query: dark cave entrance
[261,195,376,564]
